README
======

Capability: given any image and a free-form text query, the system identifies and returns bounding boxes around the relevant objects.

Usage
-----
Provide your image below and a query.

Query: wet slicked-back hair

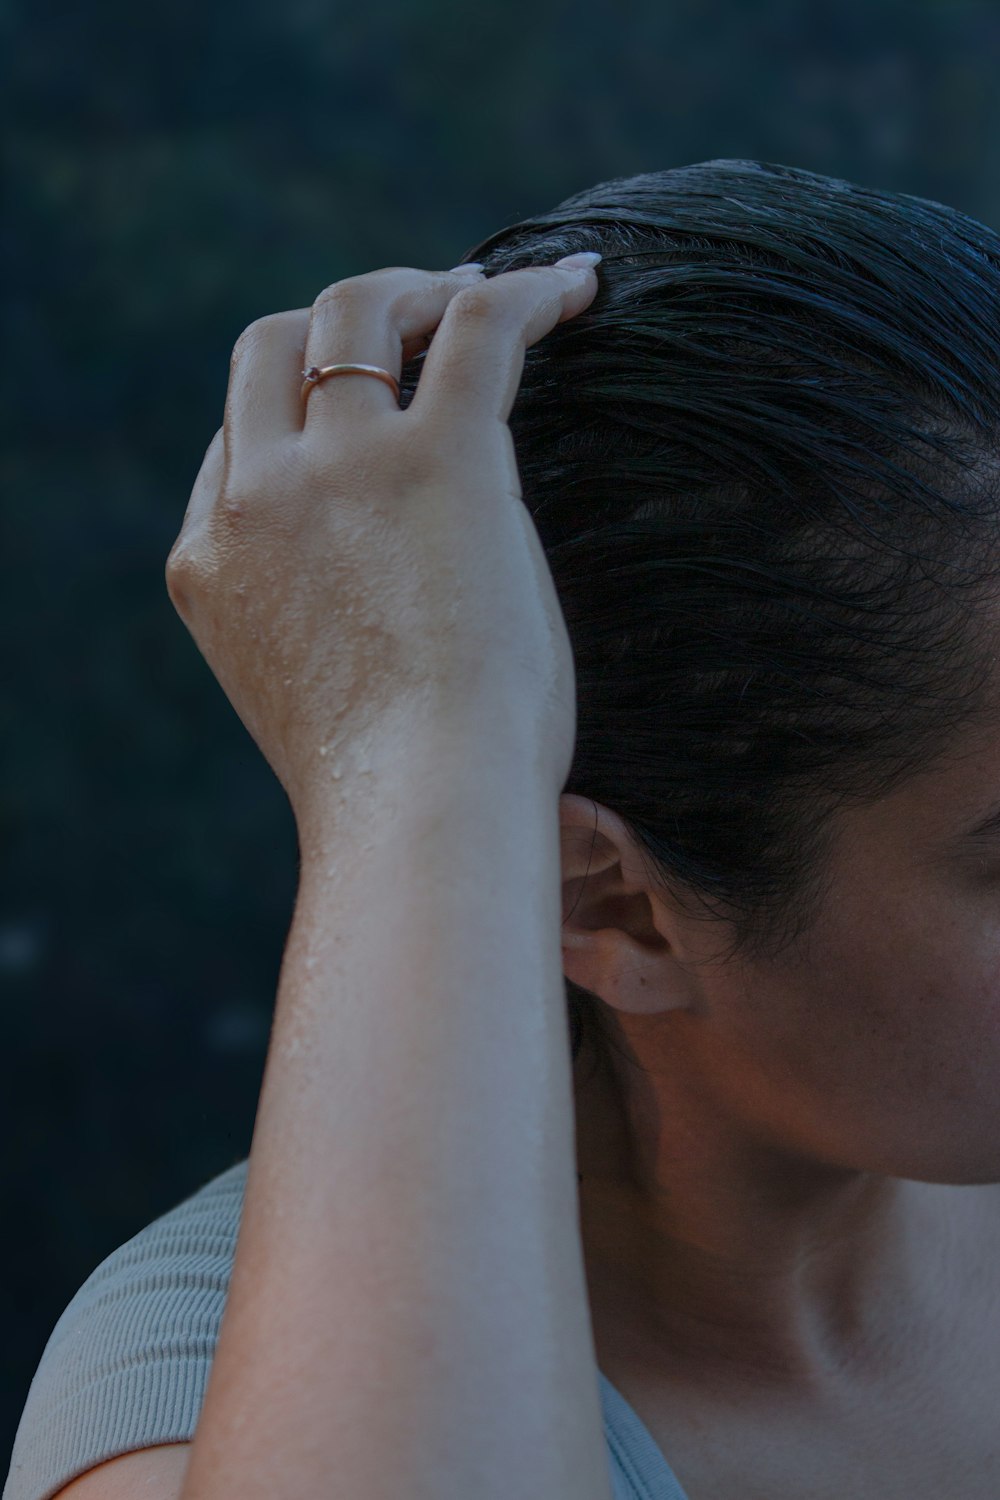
[401,160,1000,1073]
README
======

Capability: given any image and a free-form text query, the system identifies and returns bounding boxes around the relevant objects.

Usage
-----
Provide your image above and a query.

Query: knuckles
[230,309,306,367]
[163,551,194,616]
[311,272,419,316]
[438,283,500,327]
[230,316,270,367]
[312,280,357,314]
[229,272,502,372]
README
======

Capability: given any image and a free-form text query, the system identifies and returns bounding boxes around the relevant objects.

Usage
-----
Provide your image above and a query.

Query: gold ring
[300,363,402,404]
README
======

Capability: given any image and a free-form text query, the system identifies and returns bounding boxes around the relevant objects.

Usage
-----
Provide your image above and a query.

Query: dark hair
[404,159,1000,1075]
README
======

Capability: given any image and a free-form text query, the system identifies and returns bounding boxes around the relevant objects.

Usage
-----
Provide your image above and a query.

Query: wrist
[290,707,562,873]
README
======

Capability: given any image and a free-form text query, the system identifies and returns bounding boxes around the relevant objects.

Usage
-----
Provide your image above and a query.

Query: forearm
[178,723,613,1500]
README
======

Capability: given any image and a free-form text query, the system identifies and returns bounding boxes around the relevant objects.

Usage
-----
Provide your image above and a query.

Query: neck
[573,1034,965,1394]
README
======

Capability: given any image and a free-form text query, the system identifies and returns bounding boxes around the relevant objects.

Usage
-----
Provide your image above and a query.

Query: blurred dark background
[6,0,1000,1460]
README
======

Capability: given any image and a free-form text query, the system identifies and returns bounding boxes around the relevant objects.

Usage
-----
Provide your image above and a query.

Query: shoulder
[4,1158,248,1500]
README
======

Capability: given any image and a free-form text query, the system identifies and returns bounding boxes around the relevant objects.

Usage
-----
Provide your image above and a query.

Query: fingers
[219,259,600,461]
[300,266,489,426]
[403,262,599,430]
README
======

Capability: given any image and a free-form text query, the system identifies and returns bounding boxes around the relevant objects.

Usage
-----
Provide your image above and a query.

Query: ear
[558,794,696,1018]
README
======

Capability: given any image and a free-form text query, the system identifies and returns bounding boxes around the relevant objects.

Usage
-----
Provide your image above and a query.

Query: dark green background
[6,0,1000,1462]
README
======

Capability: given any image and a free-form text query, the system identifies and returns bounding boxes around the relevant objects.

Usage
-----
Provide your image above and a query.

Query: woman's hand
[164,256,599,825]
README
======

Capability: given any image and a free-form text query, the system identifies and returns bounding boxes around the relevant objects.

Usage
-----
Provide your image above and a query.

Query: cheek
[749,908,1000,1180]
[871,886,1000,1064]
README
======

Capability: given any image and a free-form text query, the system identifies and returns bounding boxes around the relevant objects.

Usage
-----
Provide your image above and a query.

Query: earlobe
[561,924,669,1017]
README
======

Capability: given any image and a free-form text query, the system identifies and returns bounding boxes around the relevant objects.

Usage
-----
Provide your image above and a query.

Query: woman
[7,159,1000,1500]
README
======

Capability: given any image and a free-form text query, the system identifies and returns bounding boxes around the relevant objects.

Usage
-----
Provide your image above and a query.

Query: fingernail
[553,251,603,270]
[448,261,485,274]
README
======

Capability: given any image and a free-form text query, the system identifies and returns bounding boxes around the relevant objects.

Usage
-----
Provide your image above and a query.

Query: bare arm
[177,723,613,1500]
